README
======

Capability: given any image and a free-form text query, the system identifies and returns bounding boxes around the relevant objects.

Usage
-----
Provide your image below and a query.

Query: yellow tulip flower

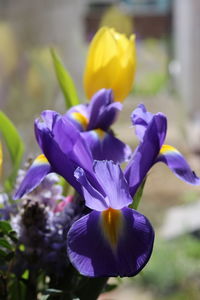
[84,27,136,102]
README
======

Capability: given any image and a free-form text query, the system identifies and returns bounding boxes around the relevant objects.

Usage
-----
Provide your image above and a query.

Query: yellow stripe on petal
[160,144,180,155]
[101,208,124,249]
[71,112,88,130]
[34,154,49,165]
[94,129,106,140]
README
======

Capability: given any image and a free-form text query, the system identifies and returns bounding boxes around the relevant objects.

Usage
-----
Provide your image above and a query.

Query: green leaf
[0,111,25,191]
[50,48,79,108]
[0,238,13,250]
[0,221,12,234]
[129,178,146,210]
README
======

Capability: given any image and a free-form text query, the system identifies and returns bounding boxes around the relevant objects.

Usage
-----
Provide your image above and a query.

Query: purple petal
[65,104,89,131]
[131,104,154,141]
[14,154,52,199]
[35,112,93,194]
[92,161,132,209]
[74,167,108,211]
[157,145,200,185]
[87,89,122,131]
[67,207,154,277]
[125,113,167,197]
[81,130,131,164]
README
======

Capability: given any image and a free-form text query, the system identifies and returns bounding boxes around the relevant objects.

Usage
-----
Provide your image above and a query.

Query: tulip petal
[125,113,167,197]
[14,154,52,199]
[157,145,200,185]
[67,207,154,277]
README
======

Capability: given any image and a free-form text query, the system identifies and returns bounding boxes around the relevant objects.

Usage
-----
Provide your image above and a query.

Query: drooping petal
[131,104,153,141]
[67,207,154,277]
[125,113,167,197]
[87,89,122,131]
[14,154,52,199]
[81,130,131,164]
[157,144,200,185]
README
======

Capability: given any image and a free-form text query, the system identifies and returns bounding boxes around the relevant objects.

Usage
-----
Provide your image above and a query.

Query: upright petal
[157,145,200,185]
[131,104,153,141]
[87,89,122,131]
[125,113,167,197]
[67,207,154,277]
[93,161,132,209]
[14,154,52,199]
[74,167,108,211]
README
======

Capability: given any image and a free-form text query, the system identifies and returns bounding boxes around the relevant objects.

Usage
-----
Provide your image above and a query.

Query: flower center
[101,207,123,248]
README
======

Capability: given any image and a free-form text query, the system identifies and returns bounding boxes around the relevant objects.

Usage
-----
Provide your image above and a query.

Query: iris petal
[93,161,133,209]
[81,130,131,164]
[87,89,122,131]
[67,207,154,277]
[131,104,153,141]
[35,112,94,194]
[14,154,52,199]
[157,144,200,185]
[125,113,167,197]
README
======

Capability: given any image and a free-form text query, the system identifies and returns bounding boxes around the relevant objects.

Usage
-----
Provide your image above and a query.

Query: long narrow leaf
[50,48,79,108]
[0,111,24,191]
[129,178,146,210]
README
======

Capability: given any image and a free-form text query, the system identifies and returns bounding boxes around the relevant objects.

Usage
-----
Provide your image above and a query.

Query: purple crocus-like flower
[67,160,154,277]
[125,104,200,196]
[14,89,131,199]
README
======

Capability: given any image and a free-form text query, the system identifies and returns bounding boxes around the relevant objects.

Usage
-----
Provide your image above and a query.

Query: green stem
[76,277,108,300]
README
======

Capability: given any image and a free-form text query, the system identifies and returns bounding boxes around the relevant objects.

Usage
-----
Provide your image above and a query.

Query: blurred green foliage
[134,235,200,299]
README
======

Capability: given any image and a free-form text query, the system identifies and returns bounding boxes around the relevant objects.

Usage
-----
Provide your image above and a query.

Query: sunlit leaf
[50,48,79,108]
[0,220,12,234]
[0,111,25,191]
[0,238,12,250]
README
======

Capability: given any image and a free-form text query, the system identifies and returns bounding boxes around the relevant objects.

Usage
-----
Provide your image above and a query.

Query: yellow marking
[95,129,106,140]
[101,208,123,248]
[71,112,88,130]
[160,144,179,155]
[35,154,48,164]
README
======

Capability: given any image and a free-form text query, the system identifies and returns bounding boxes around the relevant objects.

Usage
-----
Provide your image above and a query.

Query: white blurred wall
[174,0,200,120]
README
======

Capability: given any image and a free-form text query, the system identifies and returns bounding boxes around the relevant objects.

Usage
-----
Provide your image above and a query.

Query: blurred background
[0,0,200,299]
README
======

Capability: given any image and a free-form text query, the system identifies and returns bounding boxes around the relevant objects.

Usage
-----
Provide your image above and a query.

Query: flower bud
[84,27,136,102]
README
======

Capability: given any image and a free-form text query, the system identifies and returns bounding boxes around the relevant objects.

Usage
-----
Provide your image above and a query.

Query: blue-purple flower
[67,160,154,277]
[66,88,131,162]
[14,89,130,199]
[125,104,200,196]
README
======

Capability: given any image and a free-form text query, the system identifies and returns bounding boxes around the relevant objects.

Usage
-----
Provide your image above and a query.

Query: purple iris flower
[65,88,131,163]
[67,160,154,277]
[14,91,130,199]
[125,104,200,196]
[14,111,94,198]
